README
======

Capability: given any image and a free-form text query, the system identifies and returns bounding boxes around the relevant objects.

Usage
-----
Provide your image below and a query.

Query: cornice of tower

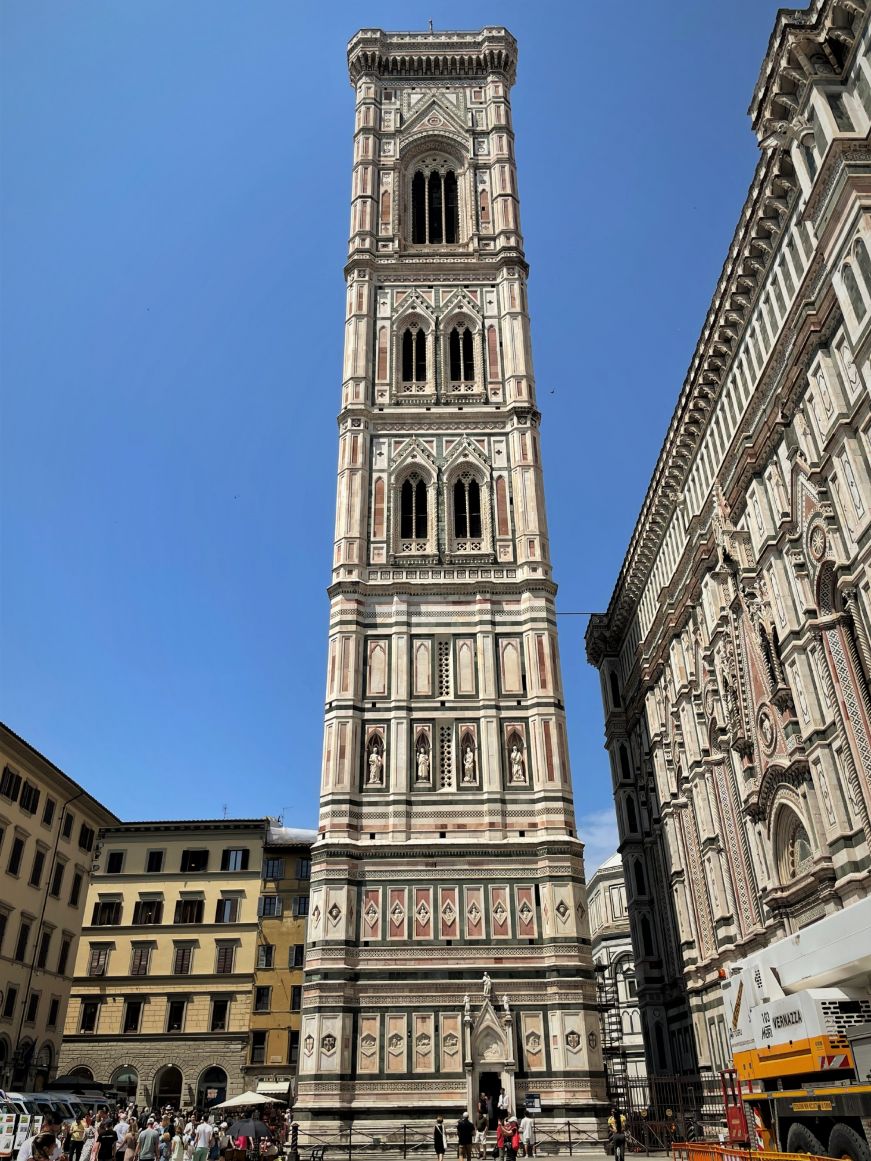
[343,254,530,280]
[347,27,518,87]
[326,576,558,601]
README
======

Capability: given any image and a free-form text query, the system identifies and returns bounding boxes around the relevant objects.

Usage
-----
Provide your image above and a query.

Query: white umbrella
[210,1091,285,1109]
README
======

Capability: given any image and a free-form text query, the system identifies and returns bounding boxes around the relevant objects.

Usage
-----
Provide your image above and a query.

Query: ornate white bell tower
[295,26,605,1131]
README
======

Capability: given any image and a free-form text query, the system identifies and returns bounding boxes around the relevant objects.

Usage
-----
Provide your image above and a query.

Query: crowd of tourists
[16,1104,289,1161]
[434,1090,536,1161]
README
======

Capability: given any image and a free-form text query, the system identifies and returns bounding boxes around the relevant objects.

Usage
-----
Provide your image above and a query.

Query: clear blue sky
[1,0,785,870]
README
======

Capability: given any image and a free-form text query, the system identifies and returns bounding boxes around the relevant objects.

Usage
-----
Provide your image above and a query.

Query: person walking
[474,1110,487,1160]
[519,1114,535,1159]
[495,1120,505,1161]
[433,1116,448,1161]
[134,1120,161,1161]
[192,1120,213,1161]
[97,1123,118,1161]
[69,1116,87,1161]
[455,1114,473,1161]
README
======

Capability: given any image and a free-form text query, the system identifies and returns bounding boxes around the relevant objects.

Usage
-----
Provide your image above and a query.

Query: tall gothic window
[401,328,427,382]
[843,263,867,321]
[400,476,428,540]
[453,475,481,539]
[411,168,458,244]
[855,238,871,298]
[449,326,474,381]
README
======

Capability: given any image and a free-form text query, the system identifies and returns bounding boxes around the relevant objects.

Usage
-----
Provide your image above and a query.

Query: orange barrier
[672,1146,836,1161]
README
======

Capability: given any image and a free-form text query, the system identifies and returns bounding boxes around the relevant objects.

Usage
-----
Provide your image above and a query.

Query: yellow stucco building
[0,724,119,1090]
[58,818,268,1108]
[243,825,316,1101]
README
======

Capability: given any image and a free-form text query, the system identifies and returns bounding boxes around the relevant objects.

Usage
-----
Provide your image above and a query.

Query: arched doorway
[154,1066,183,1110]
[197,1067,227,1110]
[470,1011,513,1127]
[12,1039,34,1088]
[113,1067,139,1102]
[32,1044,53,1090]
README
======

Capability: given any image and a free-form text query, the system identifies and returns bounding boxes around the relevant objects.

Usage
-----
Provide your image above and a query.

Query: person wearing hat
[455,1113,474,1161]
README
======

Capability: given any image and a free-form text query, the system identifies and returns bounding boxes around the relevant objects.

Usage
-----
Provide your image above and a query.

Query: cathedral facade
[587,0,871,1076]
[295,28,605,1130]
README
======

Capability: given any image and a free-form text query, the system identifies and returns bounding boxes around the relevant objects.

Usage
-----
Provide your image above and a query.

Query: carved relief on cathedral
[386,1013,408,1074]
[362,887,382,941]
[439,1013,463,1073]
[358,1014,380,1074]
[439,886,460,939]
[465,885,485,939]
[490,885,511,939]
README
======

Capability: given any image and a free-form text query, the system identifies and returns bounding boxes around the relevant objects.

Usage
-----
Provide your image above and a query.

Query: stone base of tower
[294,1081,608,1138]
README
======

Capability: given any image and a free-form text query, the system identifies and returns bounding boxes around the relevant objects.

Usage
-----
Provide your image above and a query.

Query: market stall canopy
[211,1091,284,1109]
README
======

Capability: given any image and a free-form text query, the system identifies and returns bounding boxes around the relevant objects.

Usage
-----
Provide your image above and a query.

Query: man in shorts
[474,1111,488,1160]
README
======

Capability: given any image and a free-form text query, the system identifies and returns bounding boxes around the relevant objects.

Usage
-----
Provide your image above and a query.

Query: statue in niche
[416,745,430,782]
[464,994,471,1016]
[509,743,525,783]
[462,744,476,783]
[367,745,383,786]
[502,994,510,1016]
[482,972,492,998]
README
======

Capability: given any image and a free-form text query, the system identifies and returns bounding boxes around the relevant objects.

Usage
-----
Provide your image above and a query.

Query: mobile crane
[721,895,871,1161]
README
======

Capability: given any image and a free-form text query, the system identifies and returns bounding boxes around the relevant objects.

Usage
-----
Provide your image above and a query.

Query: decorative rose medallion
[809,523,827,563]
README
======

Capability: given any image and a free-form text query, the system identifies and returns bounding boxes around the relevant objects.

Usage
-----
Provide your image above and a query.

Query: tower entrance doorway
[478,1071,502,1129]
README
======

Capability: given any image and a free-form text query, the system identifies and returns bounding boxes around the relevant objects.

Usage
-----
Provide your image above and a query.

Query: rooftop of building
[1,721,120,827]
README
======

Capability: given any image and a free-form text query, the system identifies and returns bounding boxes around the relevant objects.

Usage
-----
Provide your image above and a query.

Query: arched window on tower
[412,171,426,244]
[400,476,428,541]
[453,475,482,540]
[855,237,871,296]
[411,167,459,245]
[843,263,866,321]
[401,327,426,383]
[449,326,475,382]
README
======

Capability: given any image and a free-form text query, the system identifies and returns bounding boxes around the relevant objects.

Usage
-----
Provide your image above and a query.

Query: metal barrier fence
[671,1147,836,1161]
[290,1122,610,1158]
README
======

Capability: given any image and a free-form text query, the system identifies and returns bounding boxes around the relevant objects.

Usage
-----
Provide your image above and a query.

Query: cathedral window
[411,166,459,245]
[401,327,427,382]
[449,326,474,382]
[400,477,428,539]
[854,237,871,299]
[775,807,814,883]
[453,475,481,539]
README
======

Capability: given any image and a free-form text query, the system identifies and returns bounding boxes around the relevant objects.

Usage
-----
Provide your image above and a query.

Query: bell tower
[296,27,605,1130]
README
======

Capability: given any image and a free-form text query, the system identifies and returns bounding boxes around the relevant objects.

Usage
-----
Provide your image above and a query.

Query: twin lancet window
[453,475,482,539]
[400,325,474,385]
[401,328,427,383]
[411,169,459,245]
[400,476,428,540]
